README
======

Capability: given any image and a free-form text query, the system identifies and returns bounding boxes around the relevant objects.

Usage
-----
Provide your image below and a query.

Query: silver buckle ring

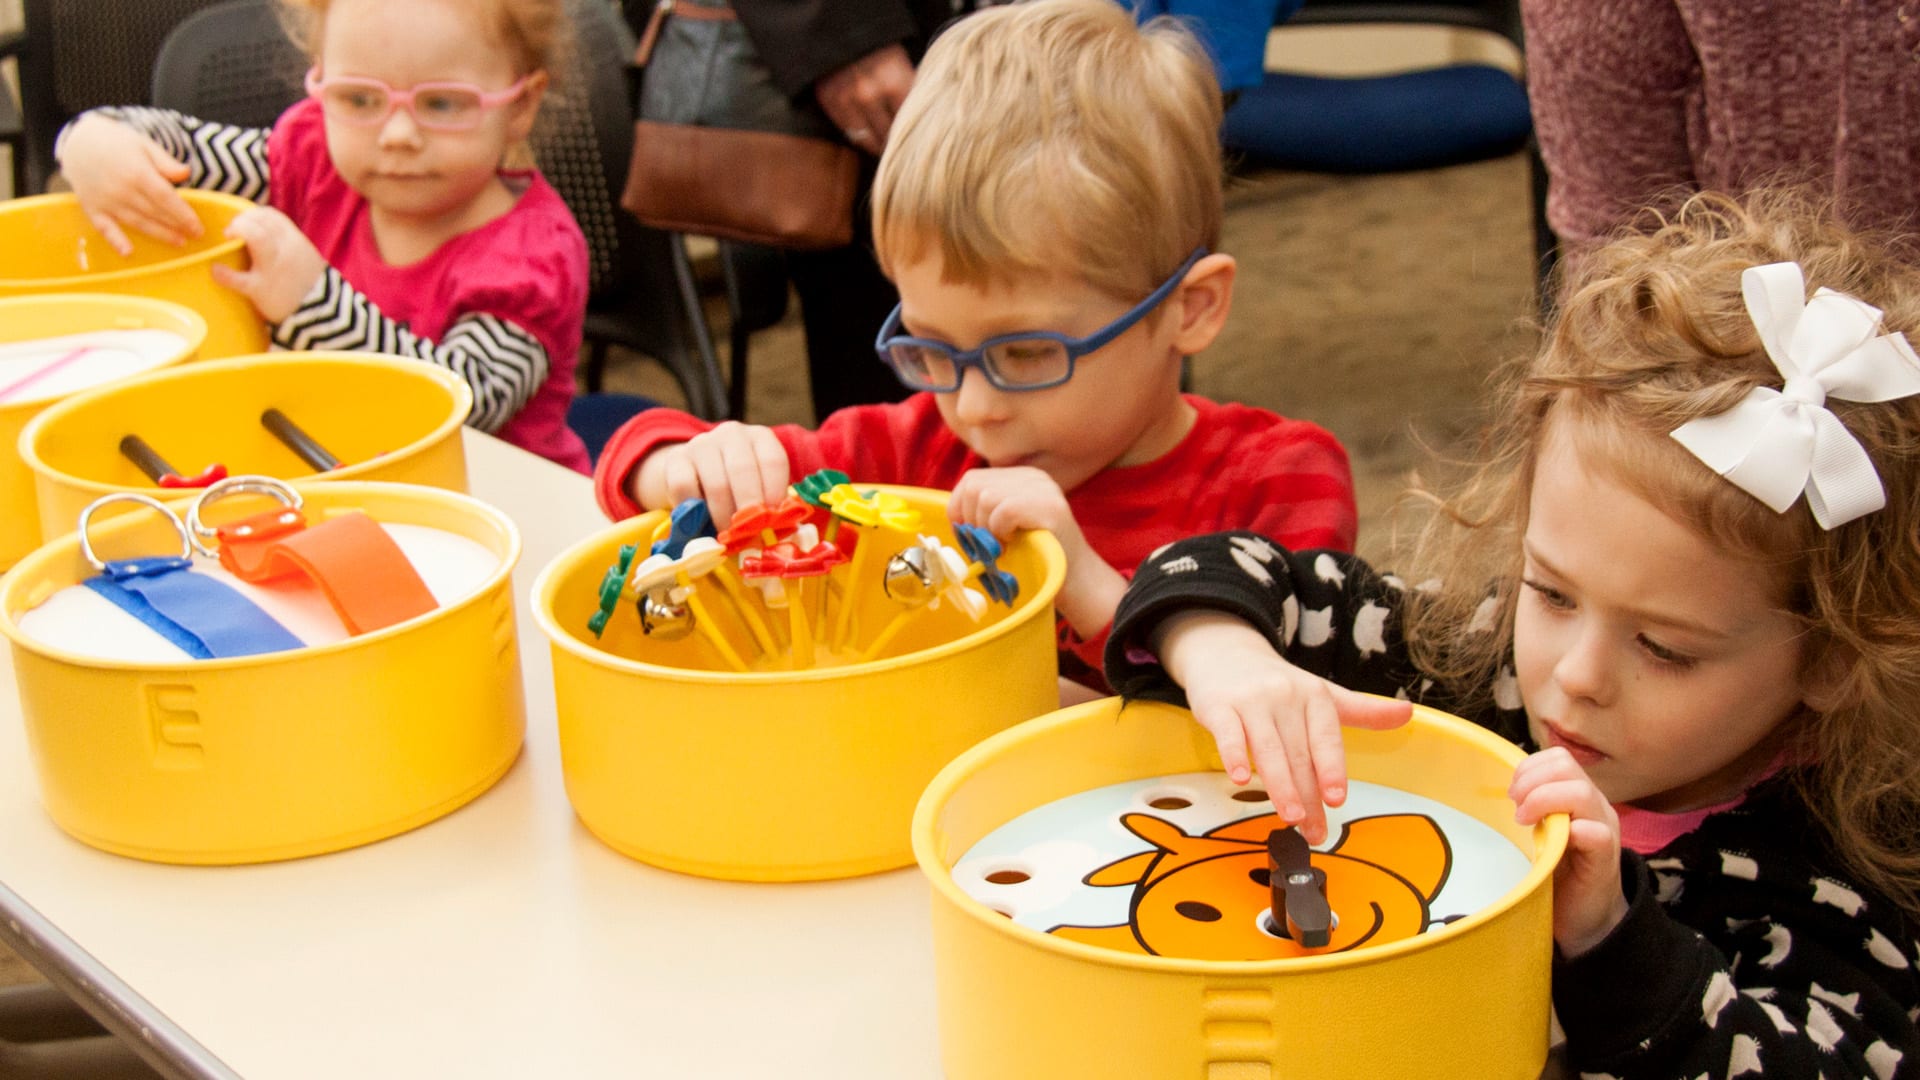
[184,475,303,558]
[78,492,194,573]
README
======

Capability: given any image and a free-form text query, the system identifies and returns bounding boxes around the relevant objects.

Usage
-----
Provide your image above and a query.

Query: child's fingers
[84,212,135,257]
[1304,691,1348,807]
[717,433,778,515]
[1327,683,1414,732]
[141,140,192,184]
[659,452,705,512]
[685,446,738,526]
[1511,774,1607,828]
[209,262,249,294]
[1241,708,1324,842]
[1509,746,1585,799]
[1190,703,1253,785]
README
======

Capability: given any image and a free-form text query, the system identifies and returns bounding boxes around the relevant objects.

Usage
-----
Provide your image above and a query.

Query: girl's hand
[1154,610,1411,844]
[210,208,327,324]
[58,114,202,255]
[1510,747,1628,958]
[634,421,790,527]
[949,466,1125,639]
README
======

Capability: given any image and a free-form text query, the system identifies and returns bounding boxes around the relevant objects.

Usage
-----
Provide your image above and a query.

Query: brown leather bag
[620,0,861,250]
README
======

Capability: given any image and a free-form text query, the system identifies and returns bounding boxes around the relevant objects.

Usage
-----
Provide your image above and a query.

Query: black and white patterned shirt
[1107,531,1920,1079]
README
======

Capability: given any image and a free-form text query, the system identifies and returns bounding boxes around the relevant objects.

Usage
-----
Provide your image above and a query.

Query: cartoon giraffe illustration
[1052,811,1453,961]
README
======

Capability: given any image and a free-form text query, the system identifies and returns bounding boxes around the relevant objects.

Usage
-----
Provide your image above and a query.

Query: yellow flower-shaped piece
[821,485,922,533]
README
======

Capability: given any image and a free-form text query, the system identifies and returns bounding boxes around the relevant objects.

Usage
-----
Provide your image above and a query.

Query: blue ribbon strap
[82,558,305,659]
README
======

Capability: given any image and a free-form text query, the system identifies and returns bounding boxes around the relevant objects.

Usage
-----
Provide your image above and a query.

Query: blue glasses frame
[873,247,1208,393]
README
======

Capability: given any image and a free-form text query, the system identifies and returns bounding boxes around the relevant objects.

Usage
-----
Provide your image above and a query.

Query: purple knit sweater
[1523,0,1920,256]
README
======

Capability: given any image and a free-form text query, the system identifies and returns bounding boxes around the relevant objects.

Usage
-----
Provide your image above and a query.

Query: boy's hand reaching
[58,114,203,255]
[1153,609,1411,844]
[210,208,328,324]
[632,421,790,527]
[1510,748,1627,958]
[949,466,1124,639]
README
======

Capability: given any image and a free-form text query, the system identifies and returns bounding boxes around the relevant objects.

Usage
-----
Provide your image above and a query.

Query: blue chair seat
[1223,64,1530,173]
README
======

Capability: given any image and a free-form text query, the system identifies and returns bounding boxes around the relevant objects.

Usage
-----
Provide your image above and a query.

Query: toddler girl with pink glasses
[58,0,591,472]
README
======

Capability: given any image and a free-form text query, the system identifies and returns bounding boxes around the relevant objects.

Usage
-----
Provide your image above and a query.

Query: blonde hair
[280,0,568,81]
[1400,190,1920,916]
[278,0,567,167]
[872,0,1222,300]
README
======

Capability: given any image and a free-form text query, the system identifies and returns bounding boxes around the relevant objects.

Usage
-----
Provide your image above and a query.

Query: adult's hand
[814,42,914,156]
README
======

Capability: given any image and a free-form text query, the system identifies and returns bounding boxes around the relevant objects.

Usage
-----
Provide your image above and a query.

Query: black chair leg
[666,235,726,420]
[728,321,752,423]
[583,339,609,393]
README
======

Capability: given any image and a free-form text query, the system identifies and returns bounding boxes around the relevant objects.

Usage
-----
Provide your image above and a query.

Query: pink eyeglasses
[304,68,532,131]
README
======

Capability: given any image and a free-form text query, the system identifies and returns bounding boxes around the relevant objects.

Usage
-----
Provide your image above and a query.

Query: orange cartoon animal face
[1050,812,1452,961]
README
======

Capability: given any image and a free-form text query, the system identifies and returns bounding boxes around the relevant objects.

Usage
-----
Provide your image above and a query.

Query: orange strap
[216,510,438,635]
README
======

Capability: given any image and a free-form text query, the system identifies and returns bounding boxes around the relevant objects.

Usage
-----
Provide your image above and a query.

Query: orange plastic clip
[216,509,438,634]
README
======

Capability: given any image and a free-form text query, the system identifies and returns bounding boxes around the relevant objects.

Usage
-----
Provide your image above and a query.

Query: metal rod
[260,408,341,472]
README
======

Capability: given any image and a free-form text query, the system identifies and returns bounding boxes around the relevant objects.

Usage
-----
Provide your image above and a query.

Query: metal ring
[184,475,303,558]
[78,492,193,573]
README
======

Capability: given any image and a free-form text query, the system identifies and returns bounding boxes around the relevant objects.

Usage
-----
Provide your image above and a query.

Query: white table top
[0,430,944,1079]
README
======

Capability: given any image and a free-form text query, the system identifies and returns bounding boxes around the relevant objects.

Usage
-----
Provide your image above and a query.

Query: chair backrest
[148,0,635,298]
[527,0,638,298]
[15,0,231,193]
[149,0,305,132]
[1287,0,1522,48]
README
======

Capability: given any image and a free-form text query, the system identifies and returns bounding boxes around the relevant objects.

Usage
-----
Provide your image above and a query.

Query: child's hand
[210,208,328,324]
[58,114,202,255]
[1510,747,1628,958]
[1154,609,1411,844]
[633,421,790,527]
[949,466,1124,638]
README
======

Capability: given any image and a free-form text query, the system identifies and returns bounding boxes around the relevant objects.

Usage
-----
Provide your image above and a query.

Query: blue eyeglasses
[874,247,1208,393]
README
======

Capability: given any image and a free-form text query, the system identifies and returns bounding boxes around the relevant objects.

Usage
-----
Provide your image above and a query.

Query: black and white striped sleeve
[274,267,549,433]
[56,107,270,200]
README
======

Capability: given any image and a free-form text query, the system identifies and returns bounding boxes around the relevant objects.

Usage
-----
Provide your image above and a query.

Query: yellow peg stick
[629,546,753,672]
[859,539,988,661]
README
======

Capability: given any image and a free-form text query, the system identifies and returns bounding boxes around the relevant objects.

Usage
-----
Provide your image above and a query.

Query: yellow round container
[0,191,268,358]
[0,481,525,864]
[0,294,208,570]
[913,698,1567,1080]
[532,487,1067,881]
[20,351,471,544]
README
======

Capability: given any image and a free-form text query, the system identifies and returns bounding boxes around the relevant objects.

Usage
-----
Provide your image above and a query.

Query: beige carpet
[603,151,1542,563]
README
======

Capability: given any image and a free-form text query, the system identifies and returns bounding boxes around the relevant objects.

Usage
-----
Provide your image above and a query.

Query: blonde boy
[593,0,1356,696]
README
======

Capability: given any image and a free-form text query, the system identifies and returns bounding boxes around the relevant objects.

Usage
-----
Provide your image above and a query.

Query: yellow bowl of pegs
[533,483,1068,881]
[0,191,268,358]
[0,478,525,864]
[912,697,1567,1080]
[0,293,209,570]
[19,351,471,545]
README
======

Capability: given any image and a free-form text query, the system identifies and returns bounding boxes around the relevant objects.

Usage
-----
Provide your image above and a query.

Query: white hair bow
[1670,261,1920,529]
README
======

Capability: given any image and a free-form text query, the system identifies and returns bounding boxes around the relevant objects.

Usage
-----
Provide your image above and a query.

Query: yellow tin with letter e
[0,191,268,358]
[0,480,525,864]
[913,697,1567,1079]
[533,486,1067,881]
[0,293,207,569]
[20,351,471,544]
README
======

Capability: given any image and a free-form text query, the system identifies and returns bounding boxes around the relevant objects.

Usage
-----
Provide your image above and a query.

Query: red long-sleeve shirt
[593,393,1356,687]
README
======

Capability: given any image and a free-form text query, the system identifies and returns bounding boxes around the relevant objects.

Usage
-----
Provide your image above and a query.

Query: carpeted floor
[600,151,1543,563]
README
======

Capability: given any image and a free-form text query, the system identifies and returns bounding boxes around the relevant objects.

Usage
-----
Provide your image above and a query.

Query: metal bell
[884,546,935,605]
[638,590,694,640]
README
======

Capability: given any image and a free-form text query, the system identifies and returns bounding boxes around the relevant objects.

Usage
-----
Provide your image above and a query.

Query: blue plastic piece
[652,499,715,559]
